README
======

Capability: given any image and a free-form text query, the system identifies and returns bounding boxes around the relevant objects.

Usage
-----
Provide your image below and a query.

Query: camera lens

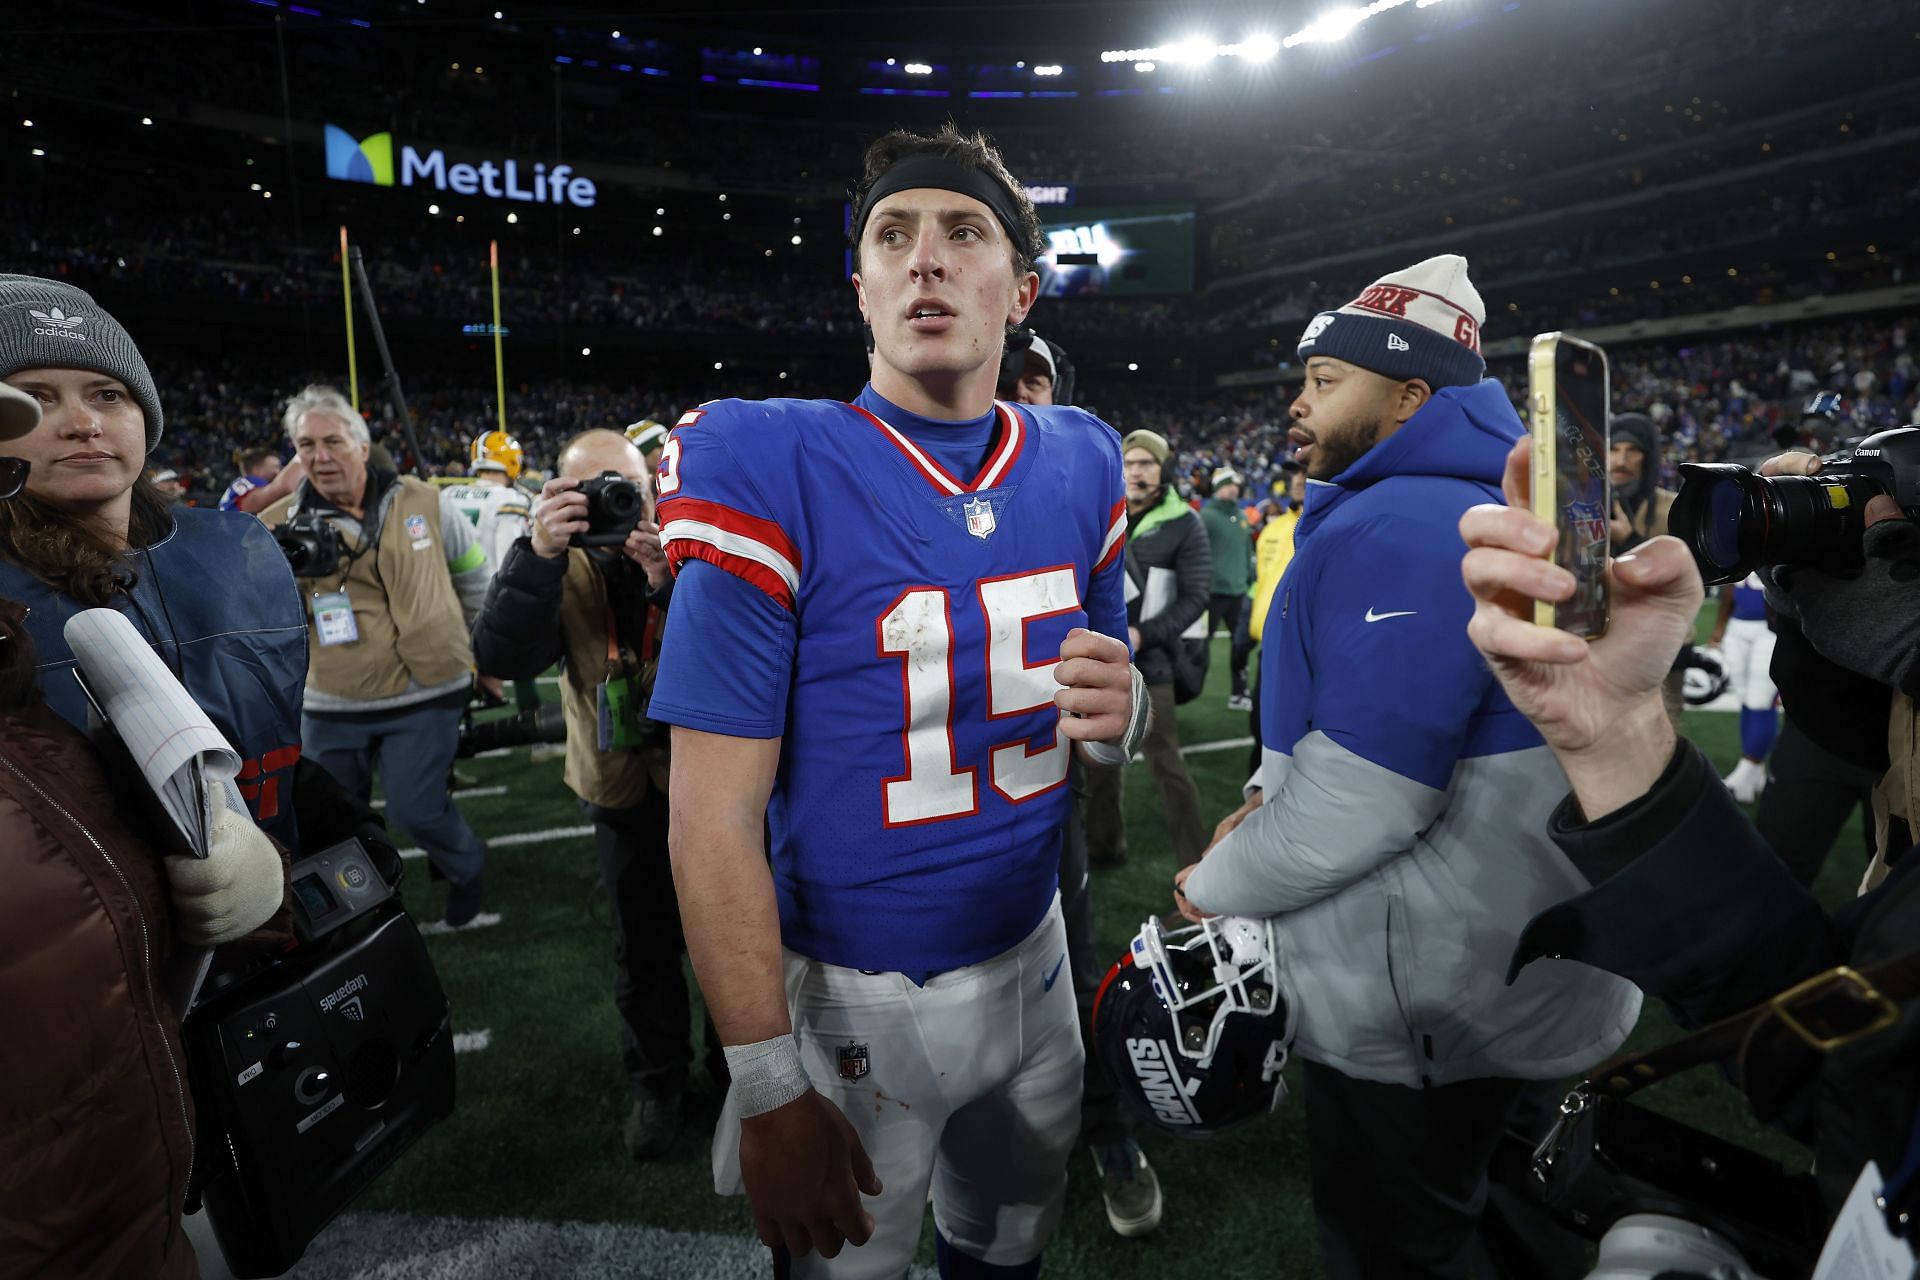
[1672,463,1878,585]
[598,478,643,523]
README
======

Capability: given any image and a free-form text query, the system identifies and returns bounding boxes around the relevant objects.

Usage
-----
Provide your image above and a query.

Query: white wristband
[722,1034,812,1118]
[1082,664,1150,765]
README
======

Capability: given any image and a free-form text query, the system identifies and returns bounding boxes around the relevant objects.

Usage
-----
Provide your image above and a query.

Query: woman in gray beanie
[0,274,310,853]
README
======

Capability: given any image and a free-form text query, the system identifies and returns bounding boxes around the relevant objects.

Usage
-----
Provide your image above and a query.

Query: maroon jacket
[0,704,199,1280]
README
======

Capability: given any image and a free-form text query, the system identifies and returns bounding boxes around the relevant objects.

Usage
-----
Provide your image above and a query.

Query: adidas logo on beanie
[0,274,164,447]
[1296,254,1486,390]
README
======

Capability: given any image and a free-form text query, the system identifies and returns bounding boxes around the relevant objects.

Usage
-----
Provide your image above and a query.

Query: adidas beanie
[0,275,163,448]
[1296,254,1486,391]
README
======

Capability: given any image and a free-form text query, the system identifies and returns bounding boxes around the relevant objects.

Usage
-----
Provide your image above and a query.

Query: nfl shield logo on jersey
[964,497,996,540]
[405,514,429,541]
[837,1042,870,1081]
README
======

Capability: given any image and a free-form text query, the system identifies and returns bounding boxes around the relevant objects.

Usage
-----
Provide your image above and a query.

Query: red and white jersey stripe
[845,400,1024,497]
[1094,499,1126,574]
[658,496,802,610]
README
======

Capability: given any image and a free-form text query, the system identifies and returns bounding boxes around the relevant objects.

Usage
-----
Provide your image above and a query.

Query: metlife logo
[324,124,598,208]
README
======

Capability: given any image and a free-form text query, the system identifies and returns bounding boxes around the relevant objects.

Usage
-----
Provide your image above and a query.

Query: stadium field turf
[282,629,1865,1279]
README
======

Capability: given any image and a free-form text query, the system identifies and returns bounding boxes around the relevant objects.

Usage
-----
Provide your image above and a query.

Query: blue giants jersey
[652,394,1128,975]
[1732,572,1769,621]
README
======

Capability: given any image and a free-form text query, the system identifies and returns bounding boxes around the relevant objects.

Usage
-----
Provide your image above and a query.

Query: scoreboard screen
[1037,203,1195,298]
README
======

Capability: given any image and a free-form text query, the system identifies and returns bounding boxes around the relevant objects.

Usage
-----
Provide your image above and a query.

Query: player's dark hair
[848,124,1045,277]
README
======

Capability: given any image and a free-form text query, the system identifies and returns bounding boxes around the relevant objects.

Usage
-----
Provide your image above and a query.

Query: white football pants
[712,896,1084,1279]
[1722,616,1778,712]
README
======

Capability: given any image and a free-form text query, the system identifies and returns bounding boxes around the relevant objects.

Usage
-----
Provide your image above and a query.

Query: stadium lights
[723,212,732,221]
[1103,0,1424,63]
[779,371,789,380]
[713,362,723,370]
[427,202,438,213]
[1135,62,1155,72]
[753,46,762,54]
[612,29,621,37]
[1033,64,1064,76]
[21,119,31,127]
[573,226,581,234]
[1163,36,1216,65]
[1128,362,1140,371]
[905,63,933,75]
[792,234,803,245]
[507,211,518,224]
[250,182,262,191]
[30,148,44,157]
[581,347,591,355]
[141,116,154,126]
[652,226,663,236]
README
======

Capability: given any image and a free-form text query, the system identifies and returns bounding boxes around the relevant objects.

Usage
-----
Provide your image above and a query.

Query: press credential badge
[312,591,359,646]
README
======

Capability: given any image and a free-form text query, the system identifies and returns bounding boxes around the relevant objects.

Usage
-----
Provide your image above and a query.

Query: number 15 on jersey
[878,566,1082,827]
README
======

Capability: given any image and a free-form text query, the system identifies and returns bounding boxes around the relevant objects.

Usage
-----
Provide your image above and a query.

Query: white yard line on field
[375,786,507,809]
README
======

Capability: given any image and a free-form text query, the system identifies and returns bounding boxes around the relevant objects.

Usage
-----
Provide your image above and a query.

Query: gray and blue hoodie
[1183,379,1642,1087]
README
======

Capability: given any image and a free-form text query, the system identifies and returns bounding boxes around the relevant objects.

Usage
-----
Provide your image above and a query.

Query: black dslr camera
[273,510,344,578]
[1670,426,1920,585]
[571,470,647,548]
[456,703,569,758]
[1528,1090,1824,1278]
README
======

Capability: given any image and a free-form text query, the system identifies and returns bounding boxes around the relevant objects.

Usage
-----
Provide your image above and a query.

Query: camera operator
[470,428,713,1159]
[260,385,493,927]
[0,329,287,1280]
[1462,435,1919,1265]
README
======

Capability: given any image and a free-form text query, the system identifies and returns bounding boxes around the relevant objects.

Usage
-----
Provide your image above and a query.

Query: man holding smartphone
[1173,255,1641,1278]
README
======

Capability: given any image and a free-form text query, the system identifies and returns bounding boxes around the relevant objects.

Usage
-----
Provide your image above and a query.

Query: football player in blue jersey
[1707,572,1779,802]
[649,124,1149,1279]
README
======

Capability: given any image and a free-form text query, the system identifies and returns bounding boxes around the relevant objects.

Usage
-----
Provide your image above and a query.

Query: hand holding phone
[1529,332,1612,638]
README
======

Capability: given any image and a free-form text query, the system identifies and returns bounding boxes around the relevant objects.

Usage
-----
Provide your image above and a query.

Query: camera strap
[1570,954,1920,1116]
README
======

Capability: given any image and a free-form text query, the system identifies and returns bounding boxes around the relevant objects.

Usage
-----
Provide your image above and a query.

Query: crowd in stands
[1112,312,1920,511]
[144,313,1917,525]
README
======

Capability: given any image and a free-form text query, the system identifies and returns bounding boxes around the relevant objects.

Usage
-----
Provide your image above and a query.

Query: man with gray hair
[260,385,495,926]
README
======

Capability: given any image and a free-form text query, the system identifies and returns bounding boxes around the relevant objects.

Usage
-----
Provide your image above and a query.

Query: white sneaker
[1723,758,1766,805]
[1225,693,1252,712]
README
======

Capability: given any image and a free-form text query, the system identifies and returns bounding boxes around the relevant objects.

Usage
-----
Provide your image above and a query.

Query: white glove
[164,800,285,946]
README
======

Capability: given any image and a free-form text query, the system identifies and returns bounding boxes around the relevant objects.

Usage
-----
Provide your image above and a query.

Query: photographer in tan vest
[260,385,493,927]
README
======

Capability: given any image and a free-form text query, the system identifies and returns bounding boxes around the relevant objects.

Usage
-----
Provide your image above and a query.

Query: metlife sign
[324,125,598,208]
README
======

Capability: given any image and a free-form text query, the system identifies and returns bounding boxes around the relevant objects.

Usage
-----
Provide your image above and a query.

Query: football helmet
[1677,644,1730,707]
[470,430,524,481]
[1092,914,1297,1137]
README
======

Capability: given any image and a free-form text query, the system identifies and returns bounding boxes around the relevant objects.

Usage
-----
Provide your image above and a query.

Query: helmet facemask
[1128,914,1296,1071]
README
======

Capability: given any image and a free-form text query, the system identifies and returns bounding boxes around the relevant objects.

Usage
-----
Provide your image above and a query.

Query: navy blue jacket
[0,507,309,848]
